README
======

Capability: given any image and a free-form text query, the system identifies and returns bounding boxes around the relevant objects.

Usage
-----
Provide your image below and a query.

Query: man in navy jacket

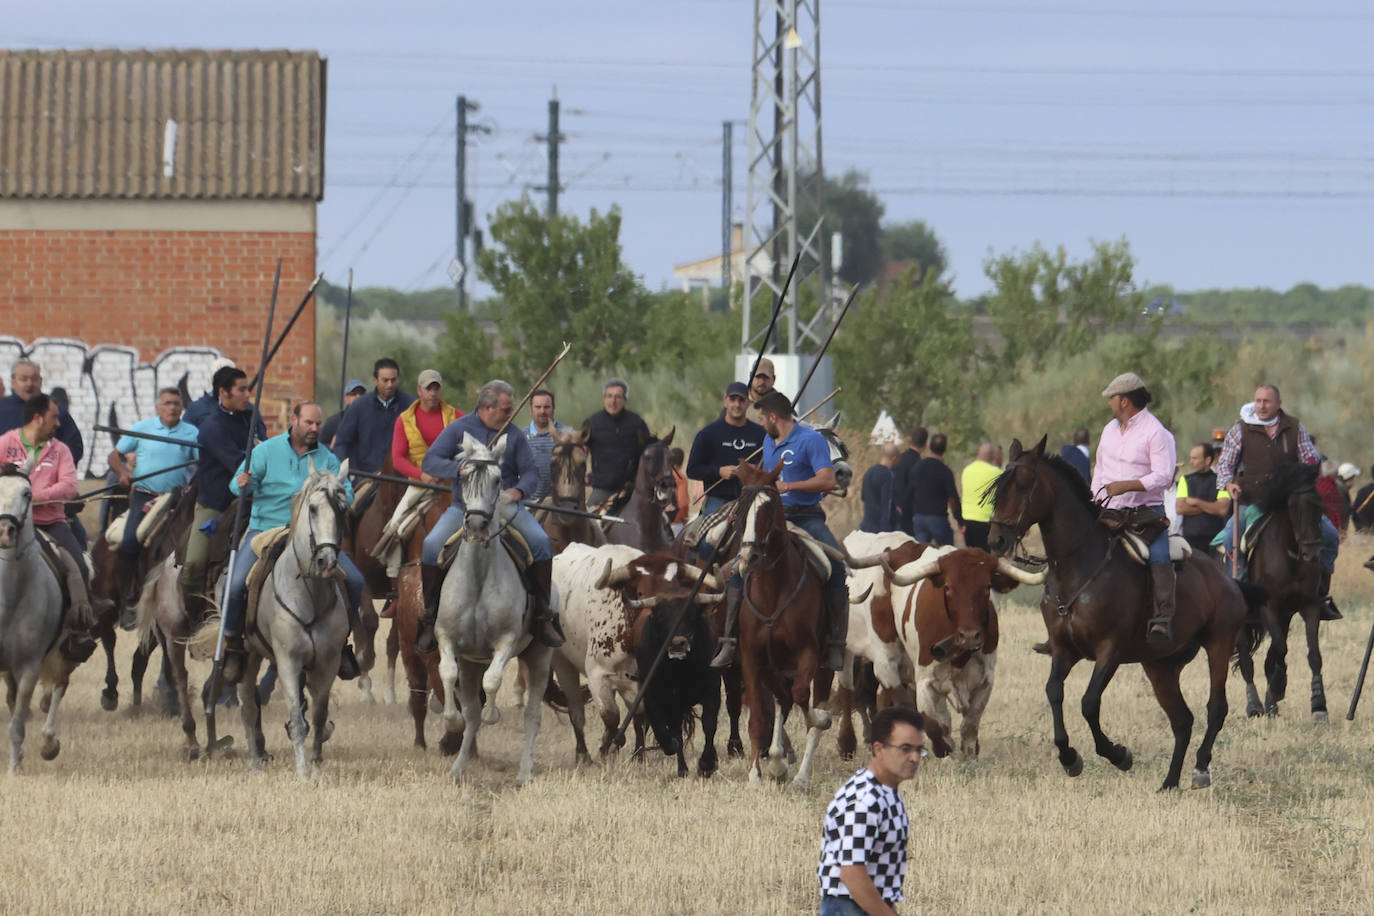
[332,358,414,474]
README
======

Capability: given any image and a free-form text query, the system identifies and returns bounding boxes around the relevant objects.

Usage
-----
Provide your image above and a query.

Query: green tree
[432,308,500,408]
[476,198,647,379]
[880,219,948,279]
[796,169,886,287]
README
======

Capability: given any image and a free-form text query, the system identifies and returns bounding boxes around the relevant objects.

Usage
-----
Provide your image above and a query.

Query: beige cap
[417,369,443,388]
[1101,372,1146,398]
[753,357,776,379]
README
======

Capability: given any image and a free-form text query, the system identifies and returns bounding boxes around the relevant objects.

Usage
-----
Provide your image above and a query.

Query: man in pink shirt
[1091,372,1179,650]
[0,393,96,657]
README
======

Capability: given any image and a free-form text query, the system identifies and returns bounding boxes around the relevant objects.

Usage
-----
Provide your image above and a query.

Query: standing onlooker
[332,358,415,474]
[908,433,962,546]
[960,442,1001,550]
[322,379,367,451]
[1176,442,1230,555]
[817,706,926,916]
[858,444,901,534]
[1317,460,1344,533]
[1336,463,1359,535]
[1352,465,1374,532]
[583,378,651,508]
[525,389,572,503]
[892,426,927,536]
[747,357,778,425]
[1059,427,1091,481]
[687,382,766,518]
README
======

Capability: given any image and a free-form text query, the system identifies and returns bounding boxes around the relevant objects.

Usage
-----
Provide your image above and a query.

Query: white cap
[1338,462,1359,481]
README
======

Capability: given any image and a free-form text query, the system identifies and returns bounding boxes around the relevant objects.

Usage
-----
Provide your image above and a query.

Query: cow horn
[996,556,1047,586]
[595,558,633,589]
[889,554,944,587]
[694,591,726,604]
[849,583,873,604]
[845,548,888,569]
[681,563,722,591]
[627,595,662,609]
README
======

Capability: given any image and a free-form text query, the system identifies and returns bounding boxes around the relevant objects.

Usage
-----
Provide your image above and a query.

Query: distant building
[672,223,773,308]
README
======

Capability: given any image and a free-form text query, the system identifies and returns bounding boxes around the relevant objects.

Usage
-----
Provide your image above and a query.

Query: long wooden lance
[746,251,802,385]
[95,424,202,449]
[1347,619,1374,720]
[338,268,355,411]
[247,272,324,391]
[37,460,199,505]
[795,283,863,403]
[345,468,626,523]
[492,342,572,441]
[205,258,281,758]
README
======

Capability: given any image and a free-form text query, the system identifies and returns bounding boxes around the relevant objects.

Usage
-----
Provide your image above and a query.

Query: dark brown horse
[338,456,401,702]
[987,437,1265,791]
[539,425,605,555]
[1234,461,1329,720]
[607,429,676,554]
[731,461,833,788]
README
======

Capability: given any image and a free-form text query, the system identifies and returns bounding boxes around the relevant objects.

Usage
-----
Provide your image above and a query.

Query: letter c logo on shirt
[781,448,796,466]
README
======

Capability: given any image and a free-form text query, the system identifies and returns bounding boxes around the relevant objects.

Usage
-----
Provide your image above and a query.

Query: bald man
[961,442,1002,550]
[859,443,903,533]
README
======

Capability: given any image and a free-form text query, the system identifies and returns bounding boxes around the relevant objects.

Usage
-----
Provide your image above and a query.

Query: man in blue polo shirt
[220,401,363,684]
[415,379,564,652]
[711,390,849,671]
[108,387,200,627]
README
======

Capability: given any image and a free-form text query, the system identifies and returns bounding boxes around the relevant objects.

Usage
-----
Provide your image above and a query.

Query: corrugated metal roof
[0,49,325,201]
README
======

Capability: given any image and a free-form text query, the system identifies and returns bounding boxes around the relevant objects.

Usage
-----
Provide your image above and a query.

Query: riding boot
[414,563,444,653]
[709,582,744,668]
[1146,563,1177,651]
[823,587,850,672]
[337,643,360,680]
[529,559,565,648]
[1318,571,1342,621]
[117,559,141,631]
[220,635,247,684]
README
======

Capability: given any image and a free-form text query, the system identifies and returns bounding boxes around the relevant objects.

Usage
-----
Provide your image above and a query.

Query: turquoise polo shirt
[230,433,354,531]
[115,418,200,493]
[762,422,832,509]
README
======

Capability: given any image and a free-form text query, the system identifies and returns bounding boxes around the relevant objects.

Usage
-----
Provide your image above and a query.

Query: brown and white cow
[886,546,1044,758]
[551,543,725,773]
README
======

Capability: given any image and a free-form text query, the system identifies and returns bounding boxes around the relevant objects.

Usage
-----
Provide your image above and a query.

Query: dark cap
[725,381,750,398]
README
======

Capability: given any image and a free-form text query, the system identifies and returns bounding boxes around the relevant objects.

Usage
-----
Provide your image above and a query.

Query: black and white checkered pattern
[817,767,910,902]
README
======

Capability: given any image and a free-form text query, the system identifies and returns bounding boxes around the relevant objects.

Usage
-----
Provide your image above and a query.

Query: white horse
[236,459,353,777]
[437,433,554,786]
[0,460,67,772]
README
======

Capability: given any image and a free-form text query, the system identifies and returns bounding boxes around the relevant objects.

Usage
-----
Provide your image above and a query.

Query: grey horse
[236,459,353,777]
[437,433,554,786]
[0,460,67,772]
[135,553,202,760]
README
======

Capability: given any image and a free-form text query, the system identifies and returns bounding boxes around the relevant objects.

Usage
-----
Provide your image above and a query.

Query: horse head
[458,431,507,536]
[1257,462,1324,565]
[806,415,853,494]
[0,459,36,550]
[987,435,1063,556]
[550,425,591,508]
[639,429,677,510]
[297,457,350,577]
[733,460,788,570]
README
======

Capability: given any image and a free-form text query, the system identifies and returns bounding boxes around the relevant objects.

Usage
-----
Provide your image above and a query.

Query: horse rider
[582,377,650,509]
[525,388,572,502]
[180,365,256,623]
[322,379,367,452]
[711,390,849,671]
[687,381,766,520]
[0,393,96,659]
[108,387,200,628]
[184,357,268,439]
[415,379,564,652]
[1212,383,1341,620]
[221,401,364,684]
[1,359,87,548]
[1092,372,1178,650]
[332,357,415,475]
[747,356,777,425]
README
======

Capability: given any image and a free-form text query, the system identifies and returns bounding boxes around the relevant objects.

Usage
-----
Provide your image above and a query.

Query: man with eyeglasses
[818,706,925,915]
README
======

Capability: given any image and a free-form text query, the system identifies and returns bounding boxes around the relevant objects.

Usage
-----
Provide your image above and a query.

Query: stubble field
[3,536,1374,915]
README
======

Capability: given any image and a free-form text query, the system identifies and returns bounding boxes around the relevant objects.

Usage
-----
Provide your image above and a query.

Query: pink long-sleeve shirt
[1091,408,1177,510]
[0,429,78,526]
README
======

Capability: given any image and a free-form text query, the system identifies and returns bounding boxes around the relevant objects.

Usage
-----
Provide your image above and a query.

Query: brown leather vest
[1238,411,1300,494]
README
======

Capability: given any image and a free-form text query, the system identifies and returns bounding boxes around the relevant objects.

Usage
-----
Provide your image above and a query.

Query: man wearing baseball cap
[1092,371,1179,650]
[687,381,766,519]
[322,378,368,451]
[392,370,460,486]
[748,357,778,424]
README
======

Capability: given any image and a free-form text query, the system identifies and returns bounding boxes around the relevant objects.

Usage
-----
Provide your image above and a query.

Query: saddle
[436,524,534,573]
[684,500,738,552]
[1238,511,1272,562]
[243,527,292,634]
[784,524,834,581]
[373,485,438,572]
[350,478,378,521]
[1121,532,1193,565]
[104,490,179,548]
[33,529,74,614]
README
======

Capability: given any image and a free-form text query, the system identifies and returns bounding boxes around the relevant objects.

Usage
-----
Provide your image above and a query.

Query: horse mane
[0,463,27,479]
[987,451,1099,517]
[1254,462,1319,514]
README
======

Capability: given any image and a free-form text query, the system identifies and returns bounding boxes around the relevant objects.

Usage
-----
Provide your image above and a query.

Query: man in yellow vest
[377,369,461,614]
[960,442,1001,550]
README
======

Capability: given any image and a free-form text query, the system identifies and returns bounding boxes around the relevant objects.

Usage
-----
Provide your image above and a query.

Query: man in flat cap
[1092,372,1179,649]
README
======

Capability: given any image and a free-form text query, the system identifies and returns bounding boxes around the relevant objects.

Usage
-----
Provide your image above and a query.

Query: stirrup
[710,637,738,668]
[1320,596,1342,622]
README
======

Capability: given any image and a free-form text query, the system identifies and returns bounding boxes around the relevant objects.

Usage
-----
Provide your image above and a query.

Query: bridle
[549,443,587,510]
[989,457,1039,553]
[460,456,512,544]
[291,484,347,577]
[737,485,785,572]
[0,467,33,554]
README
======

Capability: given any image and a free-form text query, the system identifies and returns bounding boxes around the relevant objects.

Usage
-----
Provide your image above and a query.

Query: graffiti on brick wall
[0,337,223,478]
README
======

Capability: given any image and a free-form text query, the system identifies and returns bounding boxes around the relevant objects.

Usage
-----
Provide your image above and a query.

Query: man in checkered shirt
[817,706,926,915]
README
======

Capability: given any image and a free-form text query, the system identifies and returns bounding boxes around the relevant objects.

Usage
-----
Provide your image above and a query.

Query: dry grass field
[4,533,1374,914]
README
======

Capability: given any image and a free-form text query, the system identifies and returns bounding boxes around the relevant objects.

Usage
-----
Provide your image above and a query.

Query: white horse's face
[459,432,508,534]
[0,463,34,550]
[300,463,350,577]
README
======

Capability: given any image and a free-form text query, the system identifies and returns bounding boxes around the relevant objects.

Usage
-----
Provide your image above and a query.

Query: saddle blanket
[104,490,175,547]
[1121,532,1193,565]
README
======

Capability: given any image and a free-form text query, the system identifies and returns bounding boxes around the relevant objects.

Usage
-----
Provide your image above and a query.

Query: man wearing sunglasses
[818,706,926,915]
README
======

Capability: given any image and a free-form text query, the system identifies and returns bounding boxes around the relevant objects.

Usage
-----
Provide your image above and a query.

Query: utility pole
[454,95,489,311]
[535,93,564,216]
[722,120,733,309]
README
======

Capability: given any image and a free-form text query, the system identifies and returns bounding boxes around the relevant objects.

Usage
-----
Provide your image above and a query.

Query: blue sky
[12,0,1374,300]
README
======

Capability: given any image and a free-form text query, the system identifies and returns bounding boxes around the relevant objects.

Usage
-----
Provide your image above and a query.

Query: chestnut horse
[539,426,606,555]
[731,461,833,788]
[987,437,1265,791]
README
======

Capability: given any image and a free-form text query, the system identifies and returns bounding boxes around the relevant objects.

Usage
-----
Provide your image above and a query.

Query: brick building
[0,49,325,470]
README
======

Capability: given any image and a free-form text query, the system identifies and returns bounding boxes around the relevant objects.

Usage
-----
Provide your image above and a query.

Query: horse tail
[184,615,223,661]
[1232,581,1269,666]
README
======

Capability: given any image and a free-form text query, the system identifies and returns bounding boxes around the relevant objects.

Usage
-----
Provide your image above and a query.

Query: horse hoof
[1113,748,1133,772]
[182,745,200,762]
[1246,703,1264,718]
[1191,769,1212,789]
[439,731,462,757]
[1157,781,1179,792]
[1063,752,1084,777]
[100,690,118,712]
[727,739,745,759]
[1312,710,1329,724]
[40,739,60,761]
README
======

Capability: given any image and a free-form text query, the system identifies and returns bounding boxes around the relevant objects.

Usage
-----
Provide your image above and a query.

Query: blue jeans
[911,513,953,546]
[820,895,885,916]
[118,488,159,558]
[1143,504,1171,565]
[421,503,553,566]
[224,528,364,638]
[1217,510,1338,577]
